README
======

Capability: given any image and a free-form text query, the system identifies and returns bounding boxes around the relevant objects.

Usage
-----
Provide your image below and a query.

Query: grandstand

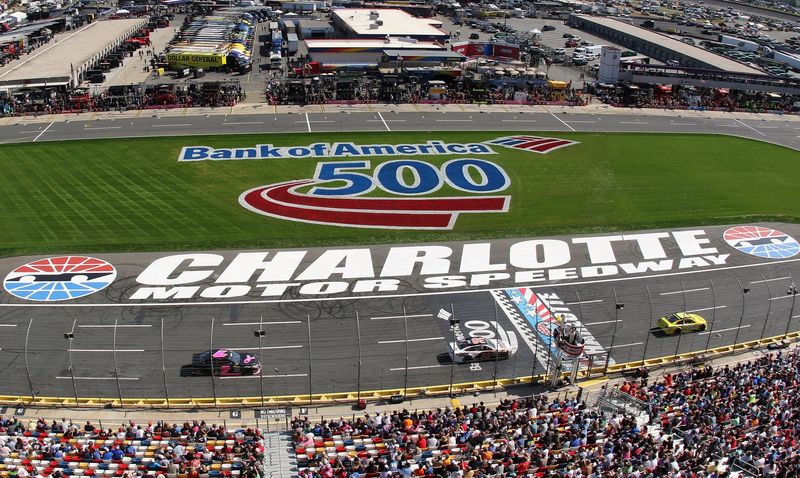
[2,350,799,477]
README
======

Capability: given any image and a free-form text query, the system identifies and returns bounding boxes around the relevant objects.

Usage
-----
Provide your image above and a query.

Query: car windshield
[228,351,242,363]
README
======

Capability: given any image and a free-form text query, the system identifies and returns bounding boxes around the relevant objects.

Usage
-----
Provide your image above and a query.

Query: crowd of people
[588,84,800,114]
[0,419,264,478]
[292,350,800,477]
[620,351,800,478]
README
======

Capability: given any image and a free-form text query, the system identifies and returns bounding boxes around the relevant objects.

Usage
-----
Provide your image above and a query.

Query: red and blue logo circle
[724,226,800,259]
[3,256,117,302]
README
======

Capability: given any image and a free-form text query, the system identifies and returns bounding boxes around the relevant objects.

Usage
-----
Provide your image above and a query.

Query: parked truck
[286,32,298,56]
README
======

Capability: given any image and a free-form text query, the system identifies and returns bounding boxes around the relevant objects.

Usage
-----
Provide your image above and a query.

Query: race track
[1,224,799,401]
[0,105,799,402]
[1,105,799,150]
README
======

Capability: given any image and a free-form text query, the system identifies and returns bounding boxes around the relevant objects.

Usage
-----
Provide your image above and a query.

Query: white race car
[449,337,513,363]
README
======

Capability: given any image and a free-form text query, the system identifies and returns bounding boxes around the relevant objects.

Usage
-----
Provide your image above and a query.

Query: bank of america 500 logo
[724,226,800,259]
[239,136,579,230]
[3,256,117,302]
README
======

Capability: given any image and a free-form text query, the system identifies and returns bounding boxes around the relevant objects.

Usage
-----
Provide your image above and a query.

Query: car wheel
[700,324,707,331]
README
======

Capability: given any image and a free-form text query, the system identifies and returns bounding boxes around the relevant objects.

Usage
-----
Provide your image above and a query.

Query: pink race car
[189,349,261,376]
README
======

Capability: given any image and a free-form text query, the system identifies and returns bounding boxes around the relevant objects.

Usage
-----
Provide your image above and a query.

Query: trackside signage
[177,136,579,161]
[2,225,799,303]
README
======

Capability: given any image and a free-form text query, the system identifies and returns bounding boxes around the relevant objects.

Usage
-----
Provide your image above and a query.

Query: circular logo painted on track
[3,256,117,302]
[537,322,552,336]
[724,226,800,259]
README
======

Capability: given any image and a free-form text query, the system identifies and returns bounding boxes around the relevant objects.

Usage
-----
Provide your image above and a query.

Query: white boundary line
[565,299,603,305]
[370,314,431,320]
[56,376,140,380]
[389,365,444,371]
[583,319,622,326]
[305,112,311,132]
[549,111,575,131]
[610,342,643,349]
[378,337,444,344]
[684,306,727,313]
[79,324,151,328]
[226,345,303,350]
[220,373,307,380]
[734,119,766,136]
[223,321,301,326]
[71,349,145,353]
[699,324,751,336]
[751,276,791,284]
[377,111,390,131]
[33,122,53,142]
[660,287,710,296]
[4,255,799,308]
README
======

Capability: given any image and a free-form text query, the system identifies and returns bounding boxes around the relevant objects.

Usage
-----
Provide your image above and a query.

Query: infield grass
[1,132,799,257]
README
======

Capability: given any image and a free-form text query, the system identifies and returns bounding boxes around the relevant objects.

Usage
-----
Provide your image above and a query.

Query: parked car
[543,25,556,31]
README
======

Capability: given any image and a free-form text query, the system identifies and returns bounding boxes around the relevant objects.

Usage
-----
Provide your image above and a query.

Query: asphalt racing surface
[1,223,800,401]
[1,104,799,151]
[0,105,799,401]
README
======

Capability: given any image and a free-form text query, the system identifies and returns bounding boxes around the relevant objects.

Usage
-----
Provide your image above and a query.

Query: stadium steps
[262,431,294,478]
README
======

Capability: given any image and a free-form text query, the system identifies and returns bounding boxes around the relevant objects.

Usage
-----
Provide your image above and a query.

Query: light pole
[254,317,266,407]
[605,289,623,375]
[448,302,459,397]
[758,273,773,343]
[733,279,751,350]
[704,279,717,354]
[306,314,313,405]
[64,318,78,405]
[24,318,35,403]
[355,310,362,402]
[402,305,409,397]
[160,317,170,408]
[673,280,688,362]
[112,318,123,406]
[783,273,797,340]
[209,317,217,406]
[642,285,654,365]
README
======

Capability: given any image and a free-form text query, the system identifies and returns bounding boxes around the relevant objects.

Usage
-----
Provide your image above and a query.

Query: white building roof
[333,8,447,38]
[305,39,445,51]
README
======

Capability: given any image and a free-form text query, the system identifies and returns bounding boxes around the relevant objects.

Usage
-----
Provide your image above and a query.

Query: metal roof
[573,15,764,75]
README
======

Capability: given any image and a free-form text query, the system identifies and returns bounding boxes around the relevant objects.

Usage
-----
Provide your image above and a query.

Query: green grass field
[1,131,799,257]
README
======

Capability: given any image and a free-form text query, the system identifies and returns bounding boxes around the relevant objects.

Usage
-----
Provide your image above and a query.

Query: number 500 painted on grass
[310,159,510,197]
[239,158,512,229]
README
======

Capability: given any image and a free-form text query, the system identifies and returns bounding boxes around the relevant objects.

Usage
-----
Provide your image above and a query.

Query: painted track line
[583,319,622,326]
[84,126,122,130]
[377,111,390,131]
[549,112,575,131]
[769,295,794,301]
[71,349,145,353]
[305,112,311,132]
[734,119,766,136]
[565,299,603,305]
[223,321,301,326]
[378,337,444,344]
[389,365,444,371]
[699,324,751,335]
[220,373,307,379]
[79,324,151,328]
[370,314,431,320]
[5,256,800,308]
[751,276,791,284]
[56,376,139,380]
[610,342,643,349]
[227,345,303,350]
[0,324,18,327]
[684,306,726,313]
[660,287,710,296]
[152,124,192,128]
[33,122,53,142]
